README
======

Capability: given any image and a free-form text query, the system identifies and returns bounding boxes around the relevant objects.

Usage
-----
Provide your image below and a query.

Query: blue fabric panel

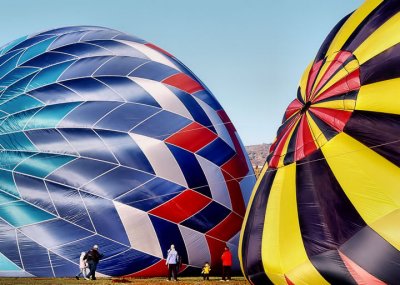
[51,234,128,264]
[98,249,160,276]
[0,201,55,227]
[14,173,56,214]
[0,221,22,268]
[167,144,211,197]
[48,30,89,49]
[59,101,123,128]
[82,166,154,199]
[20,219,92,248]
[0,95,43,114]
[0,191,17,204]
[80,192,130,246]
[61,77,124,102]
[27,83,82,105]
[115,177,185,211]
[96,130,154,173]
[0,132,37,152]
[113,34,147,44]
[0,170,19,197]
[15,153,76,179]
[17,232,53,277]
[46,181,94,231]
[149,215,187,260]
[192,90,223,111]
[53,42,112,57]
[180,201,231,233]
[59,56,113,80]
[86,40,148,59]
[80,30,121,41]
[0,67,38,87]
[131,110,191,140]
[58,129,117,163]
[0,110,36,133]
[196,137,235,166]
[9,35,54,52]
[0,151,33,171]
[25,129,77,155]
[24,102,81,130]
[94,57,149,76]
[18,37,56,65]
[1,73,37,104]
[0,52,21,79]
[97,77,160,107]
[22,52,77,68]
[0,249,20,271]
[167,86,214,131]
[47,157,114,188]
[129,61,179,81]
[26,61,76,91]
[37,26,100,37]
[94,103,160,132]
[49,253,77,277]
[0,46,24,62]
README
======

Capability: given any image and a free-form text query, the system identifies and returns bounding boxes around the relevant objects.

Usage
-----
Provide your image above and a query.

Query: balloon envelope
[0,26,254,277]
[240,1,400,284]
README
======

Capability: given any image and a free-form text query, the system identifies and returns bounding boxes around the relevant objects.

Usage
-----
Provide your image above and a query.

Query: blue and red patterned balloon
[0,26,254,277]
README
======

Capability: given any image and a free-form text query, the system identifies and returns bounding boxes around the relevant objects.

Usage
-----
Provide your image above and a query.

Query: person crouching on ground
[75,252,89,280]
[84,245,104,280]
[166,244,179,281]
[201,261,211,280]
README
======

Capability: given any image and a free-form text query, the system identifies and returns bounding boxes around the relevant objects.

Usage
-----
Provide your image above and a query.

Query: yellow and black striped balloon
[240,0,400,284]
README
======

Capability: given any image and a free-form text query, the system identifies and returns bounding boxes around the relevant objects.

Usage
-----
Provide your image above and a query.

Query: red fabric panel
[314,69,360,102]
[165,122,218,152]
[309,107,352,132]
[295,115,317,161]
[339,251,386,285]
[222,171,246,216]
[313,51,353,95]
[144,43,174,57]
[205,235,226,268]
[284,99,302,121]
[206,212,243,241]
[285,275,296,285]
[149,189,211,223]
[126,259,187,277]
[162,73,204,94]
[306,59,324,101]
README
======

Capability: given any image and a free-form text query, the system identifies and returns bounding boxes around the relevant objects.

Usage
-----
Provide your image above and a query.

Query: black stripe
[297,86,306,105]
[340,226,400,284]
[241,170,276,285]
[308,110,338,140]
[344,110,400,167]
[296,149,366,256]
[283,120,300,166]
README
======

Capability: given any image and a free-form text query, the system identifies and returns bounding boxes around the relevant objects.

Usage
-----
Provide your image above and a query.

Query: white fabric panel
[194,98,235,150]
[129,134,188,188]
[117,40,181,71]
[195,155,231,210]
[227,232,241,271]
[178,225,210,267]
[130,77,193,120]
[113,201,163,258]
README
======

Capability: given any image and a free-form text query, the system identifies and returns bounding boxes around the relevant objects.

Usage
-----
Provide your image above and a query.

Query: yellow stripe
[371,209,400,250]
[313,59,359,100]
[299,62,313,101]
[354,12,400,64]
[262,164,328,284]
[321,133,400,225]
[305,112,328,147]
[312,99,356,111]
[356,78,400,115]
[325,0,383,56]
[239,162,270,274]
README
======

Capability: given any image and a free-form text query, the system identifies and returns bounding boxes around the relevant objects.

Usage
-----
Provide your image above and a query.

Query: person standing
[75,252,89,280]
[84,245,104,280]
[166,244,179,281]
[221,246,232,281]
[201,261,211,280]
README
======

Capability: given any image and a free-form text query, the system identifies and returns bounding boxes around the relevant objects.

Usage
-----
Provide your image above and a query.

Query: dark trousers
[202,273,210,280]
[168,264,178,280]
[222,266,231,280]
[86,260,98,280]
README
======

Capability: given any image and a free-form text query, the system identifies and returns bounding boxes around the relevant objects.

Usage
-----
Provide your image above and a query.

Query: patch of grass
[0,277,249,285]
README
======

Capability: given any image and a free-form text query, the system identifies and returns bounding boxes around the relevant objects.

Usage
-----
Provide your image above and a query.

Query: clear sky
[0,0,365,145]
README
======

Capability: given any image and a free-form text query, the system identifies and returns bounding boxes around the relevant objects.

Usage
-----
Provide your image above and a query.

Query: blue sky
[0,0,364,145]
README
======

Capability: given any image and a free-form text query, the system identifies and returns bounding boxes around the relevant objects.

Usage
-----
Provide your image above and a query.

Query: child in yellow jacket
[201,262,211,280]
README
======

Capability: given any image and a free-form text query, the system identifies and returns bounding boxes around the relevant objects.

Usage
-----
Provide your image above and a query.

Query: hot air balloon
[0,26,255,277]
[240,0,400,284]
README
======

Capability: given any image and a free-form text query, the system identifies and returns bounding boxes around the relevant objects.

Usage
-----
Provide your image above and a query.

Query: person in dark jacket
[84,245,104,280]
